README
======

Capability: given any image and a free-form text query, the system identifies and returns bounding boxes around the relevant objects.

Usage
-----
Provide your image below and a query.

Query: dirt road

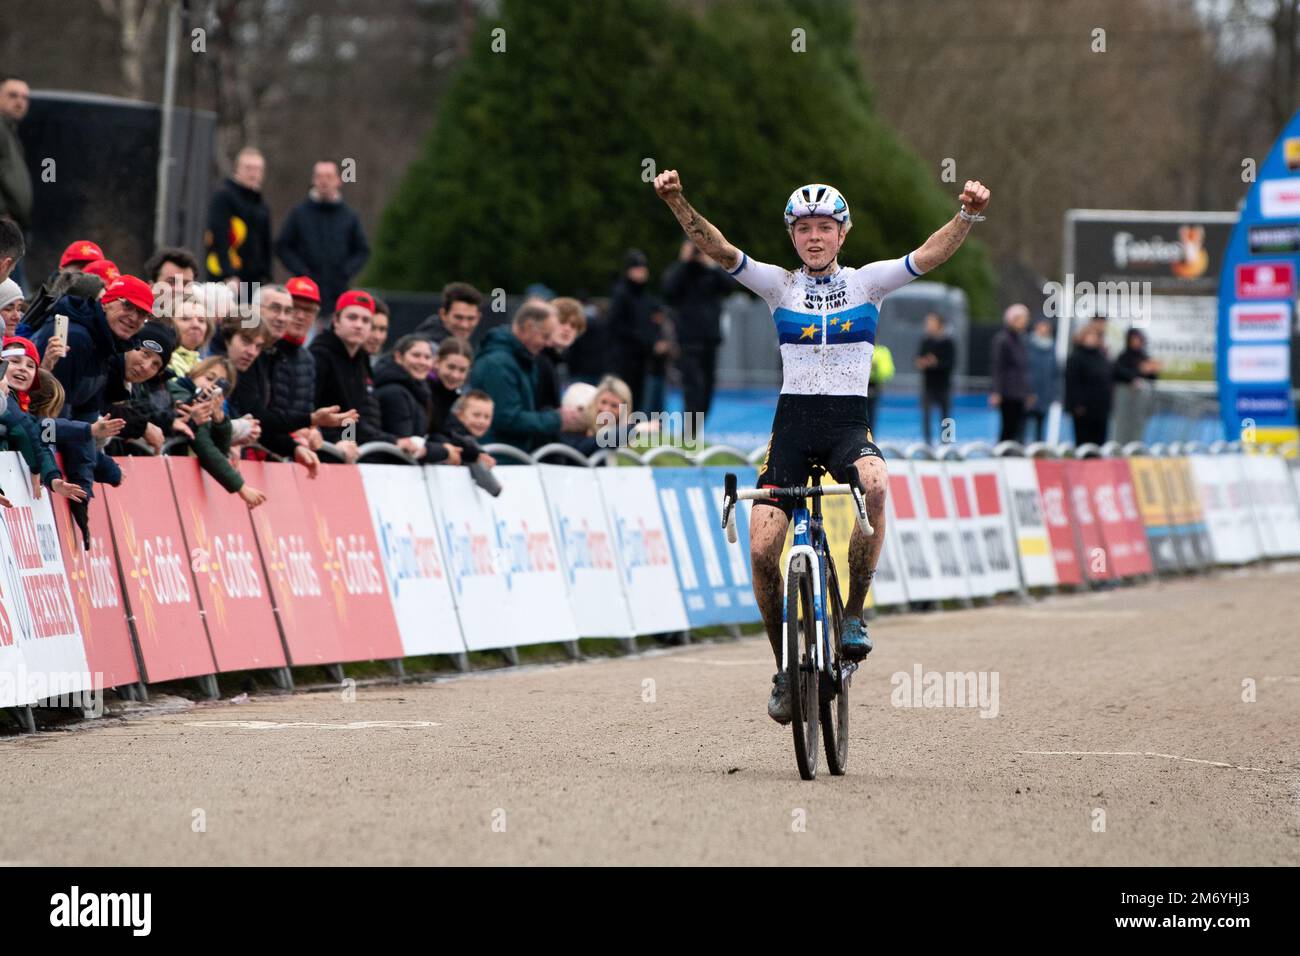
[3,566,1297,865]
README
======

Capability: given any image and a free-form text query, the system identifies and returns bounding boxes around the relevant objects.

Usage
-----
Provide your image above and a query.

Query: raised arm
[653,169,742,272]
[911,180,991,274]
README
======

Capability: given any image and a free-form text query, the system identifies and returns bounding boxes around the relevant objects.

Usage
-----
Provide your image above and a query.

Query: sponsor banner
[0,453,91,702]
[167,458,287,673]
[949,459,1022,595]
[913,460,974,601]
[53,492,138,691]
[1188,456,1255,564]
[1127,458,1182,573]
[1032,460,1084,586]
[1060,461,1113,583]
[1070,216,1233,294]
[1260,178,1300,219]
[1227,343,1290,383]
[299,463,406,661]
[998,458,1058,588]
[538,465,634,638]
[1228,302,1291,341]
[1106,459,1154,575]
[596,468,689,635]
[359,464,464,656]
[654,466,760,627]
[886,461,958,603]
[1160,459,1212,569]
[430,465,579,650]
[1218,115,1300,438]
[1235,262,1295,298]
[103,457,216,682]
[1242,455,1300,558]
[1248,223,1300,254]
[243,459,348,665]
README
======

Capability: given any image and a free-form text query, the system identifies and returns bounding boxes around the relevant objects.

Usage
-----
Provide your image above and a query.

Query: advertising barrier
[1188,455,1257,564]
[1241,454,1300,557]
[538,464,634,638]
[1107,459,1154,576]
[1061,460,1112,583]
[167,458,287,673]
[103,457,216,683]
[1033,460,1085,586]
[596,467,689,634]
[948,459,1021,596]
[998,457,1058,588]
[886,461,949,602]
[1128,457,1182,573]
[654,466,760,627]
[430,464,579,650]
[53,493,138,691]
[360,463,465,656]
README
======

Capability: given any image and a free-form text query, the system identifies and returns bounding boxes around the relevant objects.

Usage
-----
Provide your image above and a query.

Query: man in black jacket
[609,249,661,412]
[414,281,484,346]
[990,303,1031,442]
[0,78,31,290]
[275,161,369,314]
[310,289,419,463]
[661,239,733,422]
[205,147,273,284]
[915,312,956,445]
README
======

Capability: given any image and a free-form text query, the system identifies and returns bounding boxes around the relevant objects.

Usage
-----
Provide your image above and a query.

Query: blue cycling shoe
[840,616,873,661]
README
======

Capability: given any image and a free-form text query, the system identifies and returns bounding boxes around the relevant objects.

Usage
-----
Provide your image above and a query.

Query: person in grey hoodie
[989,303,1031,442]
[1024,318,1058,443]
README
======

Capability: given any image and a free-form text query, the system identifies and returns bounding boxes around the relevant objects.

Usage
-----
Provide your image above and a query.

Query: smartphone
[54,313,69,342]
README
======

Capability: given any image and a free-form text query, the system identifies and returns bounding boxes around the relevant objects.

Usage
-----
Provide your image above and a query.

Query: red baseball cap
[2,336,40,366]
[335,289,375,316]
[59,240,105,269]
[285,275,320,303]
[101,275,157,317]
[82,258,121,284]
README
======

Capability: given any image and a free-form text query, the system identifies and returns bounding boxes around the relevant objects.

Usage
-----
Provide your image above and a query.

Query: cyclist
[653,170,990,723]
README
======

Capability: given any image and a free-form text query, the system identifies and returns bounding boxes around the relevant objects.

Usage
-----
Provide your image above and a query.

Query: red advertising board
[1071,460,1142,578]
[245,461,402,665]
[1107,460,1153,576]
[1033,460,1083,585]
[1062,461,1112,582]
[166,458,287,672]
[103,457,217,682]
[52,494,139,689]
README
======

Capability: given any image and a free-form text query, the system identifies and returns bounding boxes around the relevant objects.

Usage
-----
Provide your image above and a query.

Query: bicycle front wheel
[821,557,850,775]
[787,558,819,780]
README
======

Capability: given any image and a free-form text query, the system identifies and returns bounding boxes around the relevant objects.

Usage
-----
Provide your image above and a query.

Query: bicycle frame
[779,493,833,677]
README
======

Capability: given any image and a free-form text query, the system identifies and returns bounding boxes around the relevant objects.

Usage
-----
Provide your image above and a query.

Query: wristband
[958,205,986,223]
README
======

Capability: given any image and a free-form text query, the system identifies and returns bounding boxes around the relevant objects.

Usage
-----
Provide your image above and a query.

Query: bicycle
[721,464,873,780]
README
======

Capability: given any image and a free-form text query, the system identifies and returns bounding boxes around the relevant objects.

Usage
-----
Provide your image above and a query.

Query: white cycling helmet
[783,183,851,229]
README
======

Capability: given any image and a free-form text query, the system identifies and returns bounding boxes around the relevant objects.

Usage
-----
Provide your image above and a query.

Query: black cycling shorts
[755,394,883,516]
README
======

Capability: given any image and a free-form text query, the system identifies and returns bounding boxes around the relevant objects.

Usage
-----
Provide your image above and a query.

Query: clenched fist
[654,169,683,201]
[959,179,990,214]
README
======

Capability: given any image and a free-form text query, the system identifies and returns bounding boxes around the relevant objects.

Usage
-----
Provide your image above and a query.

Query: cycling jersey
[727,251,926,397]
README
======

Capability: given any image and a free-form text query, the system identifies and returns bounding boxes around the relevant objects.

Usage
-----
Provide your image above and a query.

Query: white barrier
[909,458,974,602]
[946,458,1022,597]
[596,468,689,635]
[885,460,948,603]
[428,465,578,651]
[360,464,466,656]
[998,457,1059,588]
[539,465,636,638]
[1189,455,1255,565]
[1242,455,1300,558]
[0,452,91,706]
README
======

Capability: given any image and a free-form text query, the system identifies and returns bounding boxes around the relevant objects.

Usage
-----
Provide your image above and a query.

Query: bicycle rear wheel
[787,558,819,780]
[821,558,850,775]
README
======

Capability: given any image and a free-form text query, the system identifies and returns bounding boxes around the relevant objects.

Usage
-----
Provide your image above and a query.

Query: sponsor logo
[1260,178,1300,218]
[1236,262,1294,298]
[1234,390,1291,417]
[1287,137,1300,172]
[1229,302,1291,341]
[1110,226,1208,278]
[1228,343,1290,383]
[1248,223,1300,254]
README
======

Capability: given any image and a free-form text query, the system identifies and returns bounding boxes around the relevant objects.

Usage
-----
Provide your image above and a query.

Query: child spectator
[0,336,87,504]
[168,356,266,509]
[433,389,495,467]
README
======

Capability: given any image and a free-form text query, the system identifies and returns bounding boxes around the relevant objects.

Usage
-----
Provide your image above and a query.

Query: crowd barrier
[2,433,1298,726]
